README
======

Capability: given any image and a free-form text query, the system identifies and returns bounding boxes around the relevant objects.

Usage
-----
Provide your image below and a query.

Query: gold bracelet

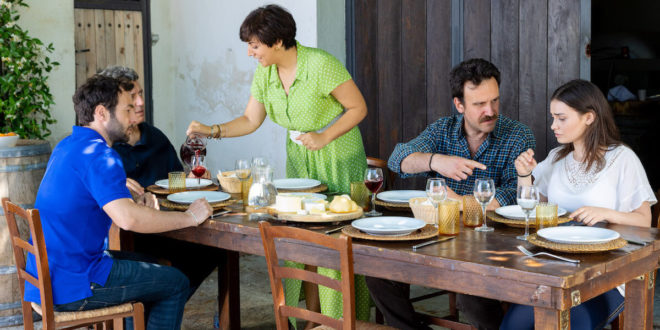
[218,124,224,139]
[212,124,222,139]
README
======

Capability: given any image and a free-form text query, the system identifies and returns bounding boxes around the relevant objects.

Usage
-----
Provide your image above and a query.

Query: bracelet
[186,210,201,225]
[517,172,532,178]
[428,153,436,172]
[210,124,222,139]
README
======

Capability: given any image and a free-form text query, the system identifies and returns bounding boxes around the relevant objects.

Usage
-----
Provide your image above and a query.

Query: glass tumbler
[462,195,484,228]
[350,181,370,211]
[535,202,558,232]
[168,171,186,193]
[437,200,460,236]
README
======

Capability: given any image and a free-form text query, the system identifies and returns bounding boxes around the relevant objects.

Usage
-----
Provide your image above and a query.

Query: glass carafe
[180,136,207,169]
[248,165,277,207]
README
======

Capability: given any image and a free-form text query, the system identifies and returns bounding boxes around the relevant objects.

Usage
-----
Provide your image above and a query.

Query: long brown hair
[551,79,621,172]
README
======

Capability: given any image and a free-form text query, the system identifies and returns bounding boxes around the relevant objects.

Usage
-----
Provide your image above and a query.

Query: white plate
[377,190,427,204]
[351,217,426,236]
[495,205,567,220]
[167,191,231,204]
[273,178,321,190]
[277,192,327,201]
[155,178,213,189]
[537,226,620,244]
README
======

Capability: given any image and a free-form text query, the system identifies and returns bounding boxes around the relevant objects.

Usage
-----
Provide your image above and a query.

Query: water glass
[235,159,251,206]
[473,179,495,232]
[168,171,186,193]
[462,195,483,228]
[437,200,460,236]
[535,202,558,232]
[516,185,540,241]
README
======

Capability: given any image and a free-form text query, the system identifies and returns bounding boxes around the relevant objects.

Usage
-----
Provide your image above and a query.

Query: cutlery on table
[325,226,346,235]
[625,238,648,246]
[412,236,455,251]
[517,245,580,264]
[210,210,231,219]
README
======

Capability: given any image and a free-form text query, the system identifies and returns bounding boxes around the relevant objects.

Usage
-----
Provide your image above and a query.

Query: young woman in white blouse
[501,79,657,330]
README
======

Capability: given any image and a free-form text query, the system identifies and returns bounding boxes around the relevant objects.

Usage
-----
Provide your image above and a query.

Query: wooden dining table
[157,202,660,330]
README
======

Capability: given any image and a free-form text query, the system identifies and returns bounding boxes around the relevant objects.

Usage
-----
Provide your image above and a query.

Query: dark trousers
[365,277,504,330]
[127,233,226,300]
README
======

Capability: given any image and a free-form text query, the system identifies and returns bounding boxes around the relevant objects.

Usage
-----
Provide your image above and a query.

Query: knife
[412,236,455,251]
[626,238,649,246]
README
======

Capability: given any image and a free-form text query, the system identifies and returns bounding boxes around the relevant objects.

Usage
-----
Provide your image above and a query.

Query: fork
[517,245,580,264]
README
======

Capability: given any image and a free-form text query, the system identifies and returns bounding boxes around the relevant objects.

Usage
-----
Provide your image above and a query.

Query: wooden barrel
[0,140,50,327]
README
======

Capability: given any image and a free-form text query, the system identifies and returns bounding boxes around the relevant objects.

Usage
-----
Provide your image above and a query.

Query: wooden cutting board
[267,207,363,223]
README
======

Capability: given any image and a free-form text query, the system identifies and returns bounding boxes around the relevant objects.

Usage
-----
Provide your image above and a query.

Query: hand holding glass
[516,185,540,240]
[473,179,495,232]
[364,168,384,216]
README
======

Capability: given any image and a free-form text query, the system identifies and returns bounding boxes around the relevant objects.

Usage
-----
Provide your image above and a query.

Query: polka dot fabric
[252,42,370,324]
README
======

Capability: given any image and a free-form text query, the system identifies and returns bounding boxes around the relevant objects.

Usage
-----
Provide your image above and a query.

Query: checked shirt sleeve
[388,123,442,179]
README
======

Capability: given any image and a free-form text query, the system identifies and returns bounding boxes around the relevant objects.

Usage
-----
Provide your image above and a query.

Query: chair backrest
[1,197,56,329]
[367,156,395,190]
[259,221,355,330]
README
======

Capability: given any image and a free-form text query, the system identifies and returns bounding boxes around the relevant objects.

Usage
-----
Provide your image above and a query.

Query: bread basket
[409,197,436,224]
[217,170,242,193]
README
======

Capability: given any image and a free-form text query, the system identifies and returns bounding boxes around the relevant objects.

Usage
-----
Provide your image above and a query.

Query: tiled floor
[5,254,660,329]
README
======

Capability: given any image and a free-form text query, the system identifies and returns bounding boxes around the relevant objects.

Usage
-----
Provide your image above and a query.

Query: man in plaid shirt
[367,58,536,330]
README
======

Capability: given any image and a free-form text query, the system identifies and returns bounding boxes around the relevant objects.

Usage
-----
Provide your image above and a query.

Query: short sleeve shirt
[25,126,132,305]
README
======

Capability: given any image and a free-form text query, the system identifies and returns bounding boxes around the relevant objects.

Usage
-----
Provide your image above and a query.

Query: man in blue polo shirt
[99,65,224,303]
[365,59,536,330]
[25,75,212,329]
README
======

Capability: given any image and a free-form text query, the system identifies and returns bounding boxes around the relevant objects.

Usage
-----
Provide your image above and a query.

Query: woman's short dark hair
[551,79,621,172]
[73,75,134,126]
[449,58,501,100]
[239,4,296,49]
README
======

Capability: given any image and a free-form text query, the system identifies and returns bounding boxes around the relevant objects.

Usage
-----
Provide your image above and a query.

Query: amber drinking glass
[535,202,558,232]
[462,195,483,228]
[168,171,186,193]
[437,200,460,236]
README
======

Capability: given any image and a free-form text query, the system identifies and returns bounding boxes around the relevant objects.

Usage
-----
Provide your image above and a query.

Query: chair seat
[313,320,396,330]
[31,301,134,323]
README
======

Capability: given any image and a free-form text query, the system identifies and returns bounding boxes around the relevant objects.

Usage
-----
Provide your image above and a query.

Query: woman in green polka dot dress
[186,4,370,327]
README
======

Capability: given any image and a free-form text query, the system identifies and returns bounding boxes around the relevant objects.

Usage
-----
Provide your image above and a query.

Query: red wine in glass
[191,166,206,178]
[180,136,206,167]
[191,150,206,184]
[364,179,383,193]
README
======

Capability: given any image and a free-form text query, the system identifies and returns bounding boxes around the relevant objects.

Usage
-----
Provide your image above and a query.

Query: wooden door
[74,9,144,90]
[349,0,589,189]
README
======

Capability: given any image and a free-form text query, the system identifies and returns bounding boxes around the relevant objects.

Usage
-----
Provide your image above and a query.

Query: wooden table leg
[534,307,570,329]
[218,251,240,330]
[624,272,654,329]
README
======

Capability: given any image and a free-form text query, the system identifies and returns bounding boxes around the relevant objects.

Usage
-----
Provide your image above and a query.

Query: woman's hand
[570,206,612,226]
[186,120,212,138]
[297,132,331,151]
[515,148,537,176]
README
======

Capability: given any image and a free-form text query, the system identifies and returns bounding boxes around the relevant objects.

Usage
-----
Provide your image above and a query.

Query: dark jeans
[365,277,504,330]
[500,288,624,330]
[55,255,190,330]
[130,233,226,300]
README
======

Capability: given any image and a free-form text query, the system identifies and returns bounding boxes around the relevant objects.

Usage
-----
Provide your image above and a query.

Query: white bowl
[0,135,19,148]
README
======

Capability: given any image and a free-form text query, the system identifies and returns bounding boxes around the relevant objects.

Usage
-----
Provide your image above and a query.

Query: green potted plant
[1,0,59,140]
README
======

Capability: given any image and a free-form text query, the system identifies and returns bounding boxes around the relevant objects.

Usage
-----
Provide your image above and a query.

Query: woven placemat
[277,184,328,193]
[160,198,236,211]
[374,199,411,210]
[487,211,571,228]
[341,224,438,241]
[147,183,220,195]
[527,234,627,253]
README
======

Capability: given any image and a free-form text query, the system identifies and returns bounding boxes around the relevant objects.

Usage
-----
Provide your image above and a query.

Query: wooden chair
[1,197,145,330]
[653,189,660,228]
[259,221,394,330]
[366,157,395,191]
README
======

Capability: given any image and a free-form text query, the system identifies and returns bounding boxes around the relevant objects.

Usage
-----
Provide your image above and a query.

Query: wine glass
[180,135,207,169]
[426,178,448,227]
[473,179,495,232]
[516,185,540,241]
[364,167,384,216]
[191,151,206,185]
[235,159,251,205]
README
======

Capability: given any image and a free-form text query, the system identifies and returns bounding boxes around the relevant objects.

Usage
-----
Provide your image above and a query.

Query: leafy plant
[0,0,58,139]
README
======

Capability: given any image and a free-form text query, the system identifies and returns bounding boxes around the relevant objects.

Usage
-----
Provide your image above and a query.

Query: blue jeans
[500,288,624,330]
[55,254,190,330]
